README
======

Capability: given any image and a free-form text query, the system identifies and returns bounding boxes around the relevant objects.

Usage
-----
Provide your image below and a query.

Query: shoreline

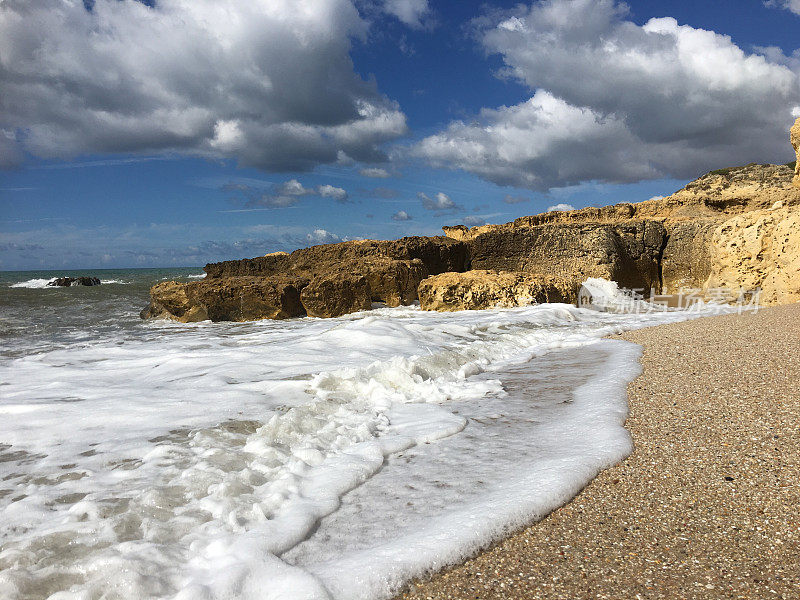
[397,304,800,599]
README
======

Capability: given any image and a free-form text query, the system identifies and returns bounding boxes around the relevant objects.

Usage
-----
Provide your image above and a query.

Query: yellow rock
[418,270,581,312]
[706,206,800,305]
[791,117,800,188]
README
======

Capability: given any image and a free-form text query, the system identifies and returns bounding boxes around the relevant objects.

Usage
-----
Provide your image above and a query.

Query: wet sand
[397,303,800,599]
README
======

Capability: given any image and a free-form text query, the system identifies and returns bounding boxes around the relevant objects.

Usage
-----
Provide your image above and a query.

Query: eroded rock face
[299,273,372,318]
[143,236,469,321]
[706,205,800,305]
[418,271,582,312]
[791,117,800,188]
[466,220,666,293]
[141,277,307,323]
[204,237,468,281]
[142,123,800,322]
[660,220,718,292]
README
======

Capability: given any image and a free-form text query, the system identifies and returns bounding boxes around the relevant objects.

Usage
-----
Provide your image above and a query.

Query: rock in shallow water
[47,277,101,287]
[418,270,582,312]
[140,277,306,322]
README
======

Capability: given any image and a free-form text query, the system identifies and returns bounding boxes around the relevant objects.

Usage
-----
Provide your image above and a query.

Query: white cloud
[647,195,665,202]
[546,203,575,212]
[383,0,430,28]
[392,210,412,221]
[765,0,800,16]
[419,191,459,211]
[0,0,407,169]
[224,179,348,208]
[411,0,800,190]
[359,167,391,178]
[317,184,349,203]
[278,179,314,197]
[306,229,343,244]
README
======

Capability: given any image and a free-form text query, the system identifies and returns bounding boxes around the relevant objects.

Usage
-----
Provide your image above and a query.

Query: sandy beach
[398,303,800,599]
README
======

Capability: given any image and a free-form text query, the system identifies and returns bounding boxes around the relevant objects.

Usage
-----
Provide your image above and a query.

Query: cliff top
[444,162,800,241]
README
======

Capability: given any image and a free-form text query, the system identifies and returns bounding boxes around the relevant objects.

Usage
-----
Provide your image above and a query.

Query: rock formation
[48,276,101,287]
[792,117,800,188]
[463,220,666,293]
[140,277,306,322]
[142,123,800,322]
[705,204,800,305]
[142,237,468,321]
[418,271,581,312]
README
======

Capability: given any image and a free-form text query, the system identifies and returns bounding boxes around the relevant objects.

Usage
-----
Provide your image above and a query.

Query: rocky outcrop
[48,276,101,287]
[143,237,468,322]
[204,237,468,281]
[705,204,800,305]
[444,162,800,295]
[142,123,800,321]
[792,117,800,188]
[660,220,718,291]
[465,220,666,293]
[141,277,306,322]
[418,271,581,312]
[299,273,372,318]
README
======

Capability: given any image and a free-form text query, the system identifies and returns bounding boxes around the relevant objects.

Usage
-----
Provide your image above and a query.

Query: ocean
[0,268,719,599]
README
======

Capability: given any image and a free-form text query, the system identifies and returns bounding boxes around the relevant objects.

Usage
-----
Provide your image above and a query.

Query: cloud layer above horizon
[1,0,799,195]
[411,0,800,190]
[0,0,407,170]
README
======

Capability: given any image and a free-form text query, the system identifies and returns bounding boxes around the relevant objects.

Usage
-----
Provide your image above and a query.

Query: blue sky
[1,0,799,270]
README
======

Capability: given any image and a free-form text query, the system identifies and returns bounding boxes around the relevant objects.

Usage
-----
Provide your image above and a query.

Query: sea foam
[0,284,724,599]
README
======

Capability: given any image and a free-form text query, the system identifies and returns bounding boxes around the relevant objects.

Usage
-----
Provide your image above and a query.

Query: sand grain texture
[398,304,800,599]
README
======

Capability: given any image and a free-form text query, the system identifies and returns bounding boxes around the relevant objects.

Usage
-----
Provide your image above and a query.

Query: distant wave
[9,278,53,289]
[9,278,131,288]
[185,273,206,279]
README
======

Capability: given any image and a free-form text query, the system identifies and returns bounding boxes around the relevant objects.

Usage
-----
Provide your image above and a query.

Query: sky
[1,0,799,270]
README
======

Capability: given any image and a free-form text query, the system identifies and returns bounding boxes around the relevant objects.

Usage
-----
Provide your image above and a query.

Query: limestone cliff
[705,205,800,305]
[143,125,800,321]
[142,237,468,321]
[443,161,799,298]
[792,117,800,188]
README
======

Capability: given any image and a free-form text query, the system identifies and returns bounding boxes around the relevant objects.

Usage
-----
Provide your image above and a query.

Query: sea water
[0,269,722,599]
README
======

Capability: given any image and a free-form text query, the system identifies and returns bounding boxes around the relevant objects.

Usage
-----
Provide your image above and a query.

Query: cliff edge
[142,121,800,321]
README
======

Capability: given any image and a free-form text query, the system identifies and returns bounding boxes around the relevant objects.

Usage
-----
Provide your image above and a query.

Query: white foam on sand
[0,284,727,599]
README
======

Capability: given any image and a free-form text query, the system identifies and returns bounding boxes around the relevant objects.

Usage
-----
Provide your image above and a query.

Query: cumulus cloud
[317,184,349,203]
[382,0,431,28]
[306,229,343,244]
[546,203,575,212]
[0,0,407,170]
[411,0,800,190]
[359,167,391,178]
[418,191,460,211]
[392,210,412,221]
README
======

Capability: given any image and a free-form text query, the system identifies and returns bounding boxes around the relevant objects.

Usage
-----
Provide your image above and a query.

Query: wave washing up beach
[0,269,748,600]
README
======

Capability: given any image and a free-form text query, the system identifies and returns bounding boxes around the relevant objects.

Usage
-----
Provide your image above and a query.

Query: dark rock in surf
[47,277,101,287]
